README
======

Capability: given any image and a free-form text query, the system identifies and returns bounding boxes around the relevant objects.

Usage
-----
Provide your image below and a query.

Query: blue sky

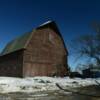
[0,0,100,70]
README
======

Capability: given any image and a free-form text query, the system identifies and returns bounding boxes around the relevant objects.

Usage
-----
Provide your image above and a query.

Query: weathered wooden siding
[0,50,23,77]
[23,27,68,77]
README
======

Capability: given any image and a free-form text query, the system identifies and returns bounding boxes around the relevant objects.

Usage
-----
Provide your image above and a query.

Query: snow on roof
[39,20,53,27]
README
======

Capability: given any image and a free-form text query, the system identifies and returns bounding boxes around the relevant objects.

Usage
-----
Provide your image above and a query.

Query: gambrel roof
[0,21,68,56]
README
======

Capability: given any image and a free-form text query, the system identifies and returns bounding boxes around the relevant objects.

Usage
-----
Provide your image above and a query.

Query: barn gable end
[23,21,68,77]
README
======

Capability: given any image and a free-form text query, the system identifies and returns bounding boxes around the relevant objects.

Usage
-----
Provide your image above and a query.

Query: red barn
[0,21,69,77]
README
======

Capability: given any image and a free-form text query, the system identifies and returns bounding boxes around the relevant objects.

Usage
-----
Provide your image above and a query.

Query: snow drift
[0,77,99,93]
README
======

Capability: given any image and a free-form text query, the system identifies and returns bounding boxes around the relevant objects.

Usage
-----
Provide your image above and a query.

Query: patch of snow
[0,77,99,93]
[39,21,53,27]
[32,94,48,97]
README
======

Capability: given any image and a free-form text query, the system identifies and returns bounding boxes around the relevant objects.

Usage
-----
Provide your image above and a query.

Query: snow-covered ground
[0,77,99,93]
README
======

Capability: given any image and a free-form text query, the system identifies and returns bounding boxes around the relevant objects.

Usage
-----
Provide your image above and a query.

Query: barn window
[49,33,54,42]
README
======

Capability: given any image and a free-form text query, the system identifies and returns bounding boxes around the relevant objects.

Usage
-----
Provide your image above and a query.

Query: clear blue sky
[0,0,100,70]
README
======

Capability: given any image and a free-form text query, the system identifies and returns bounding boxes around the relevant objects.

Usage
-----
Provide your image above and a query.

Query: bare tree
[73,22,100,67]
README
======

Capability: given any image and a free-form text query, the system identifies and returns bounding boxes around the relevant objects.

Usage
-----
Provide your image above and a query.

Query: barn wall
[0,50,23,77]
[23,27,68,77]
